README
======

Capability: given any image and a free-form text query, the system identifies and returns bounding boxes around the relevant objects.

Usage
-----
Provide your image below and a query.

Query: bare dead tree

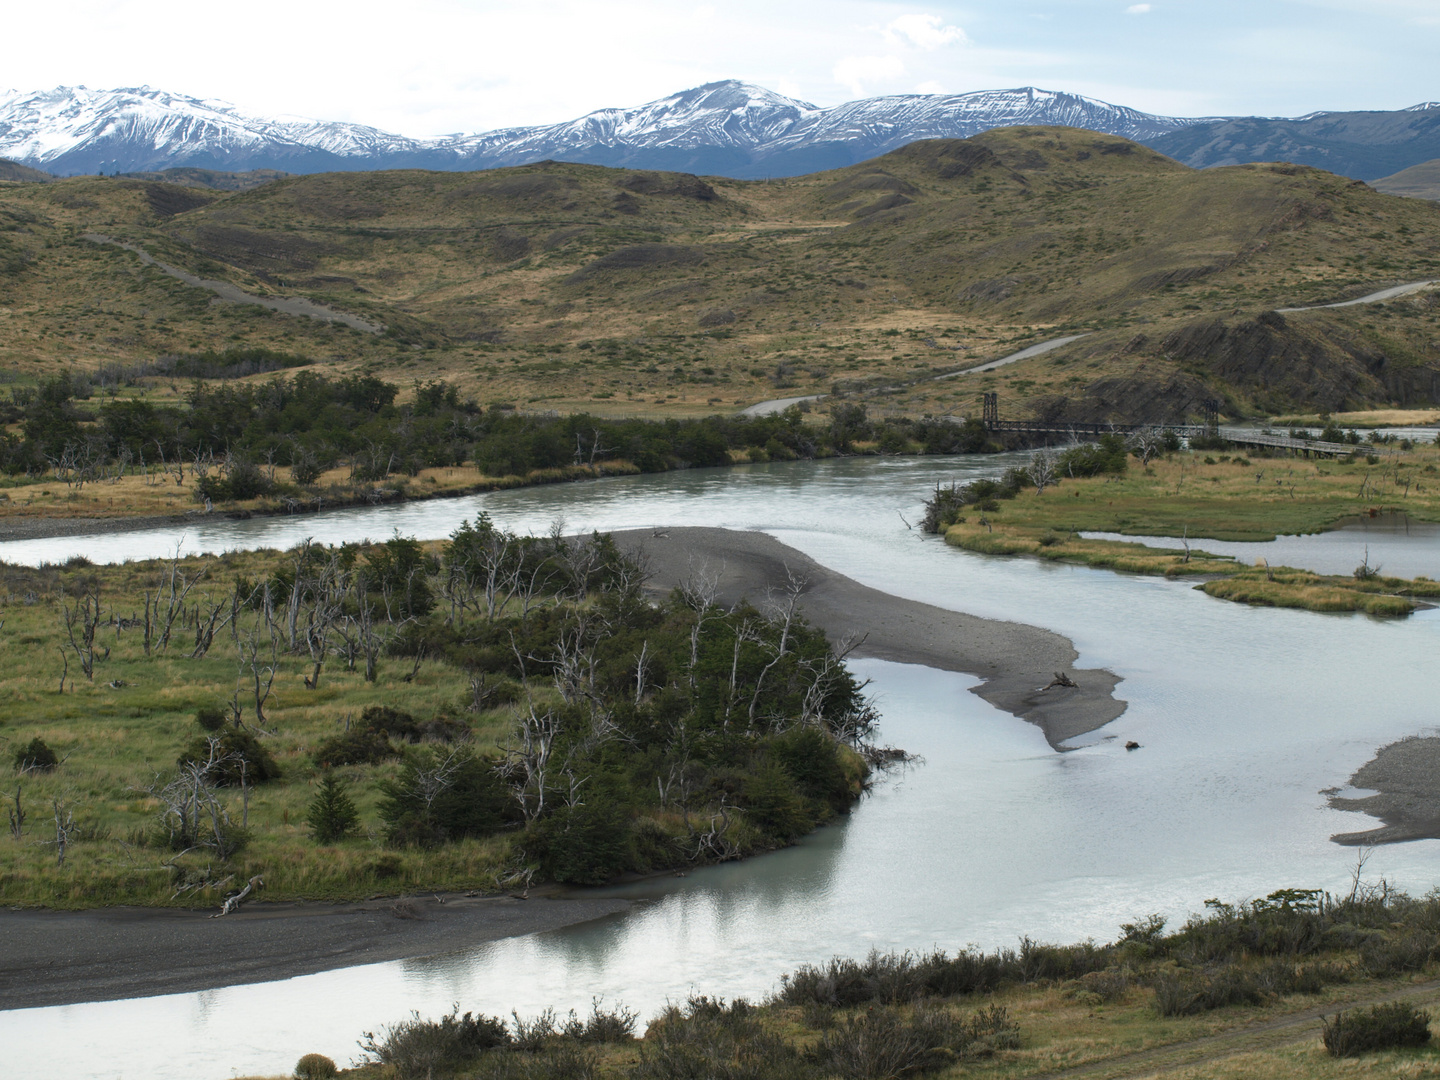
[191,592,239,660]
[747,567,806,726]
[156,542,205,652]
[237,624,279,727]
[678,561,724,691]
[633,640,651,707]
[503,704,562,821]
[5,786,24,841]
[408,747,466,822]
[146,737,242,857]
[1129,429,1165,467]
[1028,450,1057,495]
[47,798,75,866]
[795,631,867,730]
[59,586,109,681]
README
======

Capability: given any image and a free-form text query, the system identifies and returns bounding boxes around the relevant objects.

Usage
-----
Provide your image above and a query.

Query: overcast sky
[4,0,1437,136]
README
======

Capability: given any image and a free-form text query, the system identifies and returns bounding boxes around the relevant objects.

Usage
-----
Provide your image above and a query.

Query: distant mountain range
[2,81,1438,182]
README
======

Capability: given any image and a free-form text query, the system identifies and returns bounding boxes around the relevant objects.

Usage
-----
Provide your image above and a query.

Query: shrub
[1359,932,1432,977]
[361,1009,510,1078]
[195,706,227,732]
[378,748,517,846]
[360,704,422,741]
[313,727,397,768]
[1057,434,1128,477]
[635,996,796,1080]
[743,760,812,842]
[178,727,280,786]
[812,1002,1018,1078]
[14,736,58,773]
[561,998,639,1043]
[529,786,635,884]
[771,727,852,814]
[294,1053,338,1079]
[307,773,361,843]
[1322,1002,1431,1057]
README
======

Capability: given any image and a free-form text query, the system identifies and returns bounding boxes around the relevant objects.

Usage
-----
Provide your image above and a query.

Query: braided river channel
[5,454,1440,1079]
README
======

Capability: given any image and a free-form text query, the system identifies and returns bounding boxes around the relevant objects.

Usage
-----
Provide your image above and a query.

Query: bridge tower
[1201,398,1220,429]
[982,392,998,427]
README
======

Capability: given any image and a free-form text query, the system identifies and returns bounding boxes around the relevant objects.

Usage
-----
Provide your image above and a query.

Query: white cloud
[884,13,969,50]
[833,54,907,97]
[913,80,948,94]
[692,4,715,21]
[1126,3,1153,12]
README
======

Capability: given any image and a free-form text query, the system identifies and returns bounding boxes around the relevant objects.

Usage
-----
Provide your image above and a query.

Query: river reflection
[1083,512,1440,580]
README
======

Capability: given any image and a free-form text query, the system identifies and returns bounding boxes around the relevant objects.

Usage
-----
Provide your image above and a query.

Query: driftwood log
[1043,671,1079,690]
[212,874,264,918]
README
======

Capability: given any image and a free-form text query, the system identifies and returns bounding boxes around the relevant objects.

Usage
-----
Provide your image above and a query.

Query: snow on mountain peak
[1,79,1206,177]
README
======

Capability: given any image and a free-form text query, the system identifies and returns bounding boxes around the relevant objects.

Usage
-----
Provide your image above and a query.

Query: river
[5,455,1440,1079]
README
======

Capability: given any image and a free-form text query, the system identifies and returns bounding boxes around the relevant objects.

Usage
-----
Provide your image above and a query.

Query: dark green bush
[360,1009,510,1078]
[14,736,58,772]
[743,760,812,842]
[293,1052,338,1079]
[178,727,280,786]
[636,996,797,1080]
[313,727,397,768]
[529,787,635,885]
[378,748,517,846]
[1322,1002,1431,1057]
[561,999,638,1043]
[771,727,853,814]
[195,705,228,732]
[812,1002,1018,1078]
[306,773,361,843]
[1057,433,1128,477]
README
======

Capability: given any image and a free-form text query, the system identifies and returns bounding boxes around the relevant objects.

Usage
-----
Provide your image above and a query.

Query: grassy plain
[942,446,1440,615]
[0,547,517,907]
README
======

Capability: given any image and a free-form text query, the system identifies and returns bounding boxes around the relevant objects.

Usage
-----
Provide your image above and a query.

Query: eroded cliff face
[1029,304,1440,423]
[1029,371,1214,425]
[1164,309,1440,412]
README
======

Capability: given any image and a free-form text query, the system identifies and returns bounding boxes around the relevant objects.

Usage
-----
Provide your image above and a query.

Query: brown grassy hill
[115,167,291,191]
[0,158,52,183]
[1373,158,1440,201]
[0,127,1437,421]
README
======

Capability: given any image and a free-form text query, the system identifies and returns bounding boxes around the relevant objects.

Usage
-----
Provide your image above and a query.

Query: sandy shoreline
[1328,736,1440,846]
[611,527,1127,749]
[0,891,631,1010]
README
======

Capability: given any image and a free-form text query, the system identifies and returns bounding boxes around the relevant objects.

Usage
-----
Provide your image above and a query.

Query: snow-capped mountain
[0,81,1205,179]
[0,86,425,174]
[1,80,1432,183]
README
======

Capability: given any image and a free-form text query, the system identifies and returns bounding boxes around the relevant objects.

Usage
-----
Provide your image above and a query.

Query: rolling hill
[0,126,1436,423]
[1374,159,1440,201]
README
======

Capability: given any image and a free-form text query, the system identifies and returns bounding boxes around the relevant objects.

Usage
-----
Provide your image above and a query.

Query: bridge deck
[968,420,1369,457]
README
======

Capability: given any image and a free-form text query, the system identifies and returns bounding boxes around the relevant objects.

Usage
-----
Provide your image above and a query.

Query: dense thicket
[365,517,880,882]
[0,370,994,485]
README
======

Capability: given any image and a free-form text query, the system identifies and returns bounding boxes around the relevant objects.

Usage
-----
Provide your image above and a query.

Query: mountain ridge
[0,81,1209,179]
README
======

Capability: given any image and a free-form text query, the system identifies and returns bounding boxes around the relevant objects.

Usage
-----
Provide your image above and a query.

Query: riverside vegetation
[922,431,1440,616]
[281,880,1440,1080]
[0,369,990,522]
[0,519,884,906]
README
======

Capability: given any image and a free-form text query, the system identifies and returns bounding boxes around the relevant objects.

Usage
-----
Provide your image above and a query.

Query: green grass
[940,448,1440,615]
[0,548,516,907]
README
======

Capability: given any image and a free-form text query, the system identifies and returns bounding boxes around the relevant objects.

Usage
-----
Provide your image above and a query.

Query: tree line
[0,367,995,492]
